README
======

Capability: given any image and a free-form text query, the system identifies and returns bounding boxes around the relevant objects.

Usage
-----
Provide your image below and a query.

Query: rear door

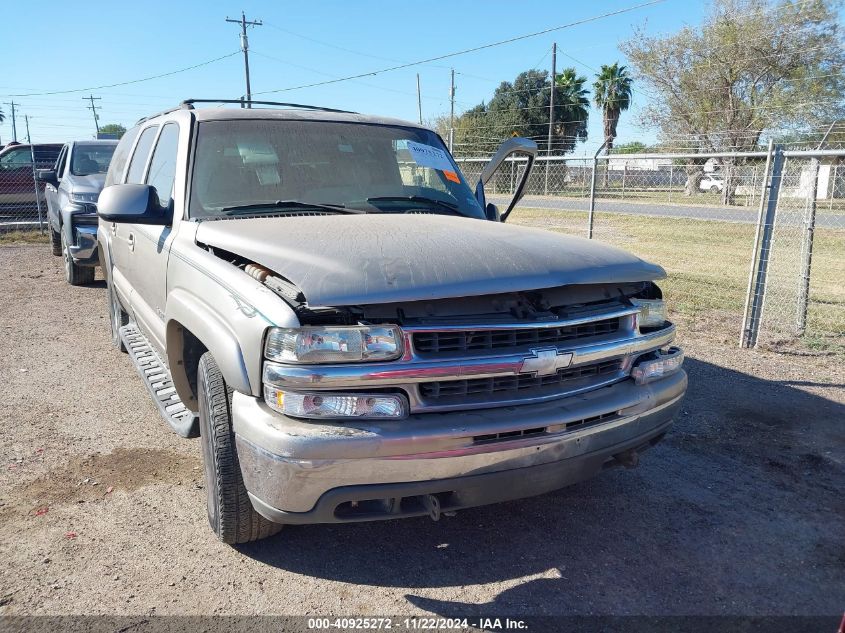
[0,146,36,206]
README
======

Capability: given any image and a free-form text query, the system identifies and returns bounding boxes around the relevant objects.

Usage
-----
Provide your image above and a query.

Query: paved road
[1,245,843,619]
[491,195,845,228]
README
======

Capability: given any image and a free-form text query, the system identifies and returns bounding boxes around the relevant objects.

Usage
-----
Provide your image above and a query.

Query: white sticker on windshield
[405,141,453,171]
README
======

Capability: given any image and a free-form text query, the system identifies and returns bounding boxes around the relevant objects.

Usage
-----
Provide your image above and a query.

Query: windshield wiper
[220,200,363,215]
[366,195,459,211]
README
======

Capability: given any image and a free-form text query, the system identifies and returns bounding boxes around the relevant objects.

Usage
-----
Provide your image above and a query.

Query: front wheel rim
[61,233,70,280]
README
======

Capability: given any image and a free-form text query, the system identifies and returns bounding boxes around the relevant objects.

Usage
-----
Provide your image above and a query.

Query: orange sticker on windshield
[443,170,460,183]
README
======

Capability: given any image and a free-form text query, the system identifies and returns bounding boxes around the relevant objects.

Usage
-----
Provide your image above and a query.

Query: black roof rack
[134,99,356,126]
[135,101,195,125]
[180,99,356,114]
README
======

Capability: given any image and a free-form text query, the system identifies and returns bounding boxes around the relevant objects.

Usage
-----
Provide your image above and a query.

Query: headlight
[70,192,99,204]
[264,385,407,419]
[631,347,684,385]
[264,325,403,363]
[631,298,666,328]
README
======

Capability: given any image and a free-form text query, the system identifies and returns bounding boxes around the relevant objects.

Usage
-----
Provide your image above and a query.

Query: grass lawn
[0,230,49,246]
[510,207,845,352]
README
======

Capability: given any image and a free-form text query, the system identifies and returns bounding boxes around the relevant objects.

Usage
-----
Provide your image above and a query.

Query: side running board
[119,325,198,438]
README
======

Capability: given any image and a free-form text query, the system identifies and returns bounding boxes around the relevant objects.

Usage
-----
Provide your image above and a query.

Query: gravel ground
[0,244,843,617]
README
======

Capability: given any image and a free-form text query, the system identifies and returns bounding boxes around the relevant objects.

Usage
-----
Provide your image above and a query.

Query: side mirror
[36,169,58,187]
[476,137,538,222]
[98,184,169,225]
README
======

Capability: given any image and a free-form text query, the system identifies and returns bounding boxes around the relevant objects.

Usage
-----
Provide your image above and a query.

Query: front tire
[50,228,62,256]
[61,230,95,286]
[197,352,282,544]
[709,185,720,194]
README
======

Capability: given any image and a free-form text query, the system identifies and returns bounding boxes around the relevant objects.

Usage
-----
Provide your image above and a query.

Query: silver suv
[97,100,687,544]
[38,140,117,285]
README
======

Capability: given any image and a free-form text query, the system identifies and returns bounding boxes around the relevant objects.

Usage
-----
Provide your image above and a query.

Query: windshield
[189,119,484,219]
[71,144,116,176]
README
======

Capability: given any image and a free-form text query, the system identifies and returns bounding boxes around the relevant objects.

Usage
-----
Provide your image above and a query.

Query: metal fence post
[587,140,609,239]
[796,156,820,335]
[741,142,783,348]
[27,143,45,234]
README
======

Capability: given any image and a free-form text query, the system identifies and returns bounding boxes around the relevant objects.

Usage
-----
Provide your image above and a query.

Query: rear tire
[50,228,61,256]
[107,270,128,353]
[709,185,720,194]
[197,352,282,544]
[62,230,95,286]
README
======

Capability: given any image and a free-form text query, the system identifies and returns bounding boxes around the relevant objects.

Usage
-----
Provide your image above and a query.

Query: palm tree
[593,63,633,186]
[552,68,590,155]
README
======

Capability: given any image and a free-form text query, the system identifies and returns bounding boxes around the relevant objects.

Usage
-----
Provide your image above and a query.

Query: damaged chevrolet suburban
[97,100,687,544]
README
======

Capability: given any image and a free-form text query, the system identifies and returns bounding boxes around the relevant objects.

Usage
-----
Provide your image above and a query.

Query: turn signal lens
[264,385,407,419]
[631,347,684,385]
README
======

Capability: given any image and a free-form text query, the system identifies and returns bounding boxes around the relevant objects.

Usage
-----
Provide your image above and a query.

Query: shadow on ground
[238,358,844,615]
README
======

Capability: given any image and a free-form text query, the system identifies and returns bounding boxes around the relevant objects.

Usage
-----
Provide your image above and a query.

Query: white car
[700,174,724,193]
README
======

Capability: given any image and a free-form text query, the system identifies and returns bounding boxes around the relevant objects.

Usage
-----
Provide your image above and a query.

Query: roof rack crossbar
[180,99,356,114]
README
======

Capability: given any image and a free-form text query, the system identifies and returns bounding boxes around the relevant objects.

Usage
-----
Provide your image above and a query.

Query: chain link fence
[457,148,845,353]
[0,143,61,233]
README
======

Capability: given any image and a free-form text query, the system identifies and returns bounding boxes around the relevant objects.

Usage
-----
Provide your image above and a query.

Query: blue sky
[2,0,706,151]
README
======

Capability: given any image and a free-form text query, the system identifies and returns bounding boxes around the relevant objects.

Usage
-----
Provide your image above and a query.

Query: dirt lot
[0,243,843,617]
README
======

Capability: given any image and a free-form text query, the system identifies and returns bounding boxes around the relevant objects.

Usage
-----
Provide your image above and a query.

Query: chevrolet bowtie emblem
[519,348,574,377]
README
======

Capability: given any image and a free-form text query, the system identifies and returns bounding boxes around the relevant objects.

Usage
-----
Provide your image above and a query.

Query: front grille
[419,359,624,402]
[412,317,621,356]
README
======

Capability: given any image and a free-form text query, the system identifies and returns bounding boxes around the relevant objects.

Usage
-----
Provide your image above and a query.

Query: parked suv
[98,100,687,544]
[38,140,118,285]
[0,143,62,218]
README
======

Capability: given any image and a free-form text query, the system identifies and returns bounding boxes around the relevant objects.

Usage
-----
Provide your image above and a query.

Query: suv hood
[69,173,107,192]
[195,214,665,306]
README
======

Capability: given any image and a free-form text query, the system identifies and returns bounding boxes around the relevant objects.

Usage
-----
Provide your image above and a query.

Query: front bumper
[232,369,687,523]
[67,224,99,265]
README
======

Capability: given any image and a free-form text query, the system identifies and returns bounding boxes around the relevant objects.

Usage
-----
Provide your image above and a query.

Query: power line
[252,0,666,96]
[2,51,240,98]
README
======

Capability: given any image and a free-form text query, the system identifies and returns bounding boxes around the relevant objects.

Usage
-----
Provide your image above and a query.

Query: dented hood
[195,214,665,306]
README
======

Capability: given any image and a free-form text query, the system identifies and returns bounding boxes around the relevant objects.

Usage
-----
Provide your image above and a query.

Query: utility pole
[226,11,262,108]
[84,94,101,136]
[3,100,18,142]
[448,69,455,152]
[416,73,423,125]
[545,43,557,195]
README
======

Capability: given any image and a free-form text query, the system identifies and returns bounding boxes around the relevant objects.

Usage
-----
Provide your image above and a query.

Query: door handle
[127,233,135,252]
[111,223,116,235]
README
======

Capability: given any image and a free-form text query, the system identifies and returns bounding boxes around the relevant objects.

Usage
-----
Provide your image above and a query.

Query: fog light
[631,347,684,385]
[264,385,407,419]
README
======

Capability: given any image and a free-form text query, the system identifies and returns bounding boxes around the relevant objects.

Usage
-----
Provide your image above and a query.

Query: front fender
[165,288,252,411]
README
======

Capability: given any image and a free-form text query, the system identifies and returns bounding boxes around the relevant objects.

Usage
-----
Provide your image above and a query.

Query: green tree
[450,68,589,157]
[621,0,845,199]
[593,63,633,153]
[99,123,126,139]
[614,141,649,154]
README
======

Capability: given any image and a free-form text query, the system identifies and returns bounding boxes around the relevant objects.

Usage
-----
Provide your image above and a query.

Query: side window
[104,126,140,187]
[125,125,159,184]
[55,146,68,178]
[145,123,180,207]
[0,147,32,168]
